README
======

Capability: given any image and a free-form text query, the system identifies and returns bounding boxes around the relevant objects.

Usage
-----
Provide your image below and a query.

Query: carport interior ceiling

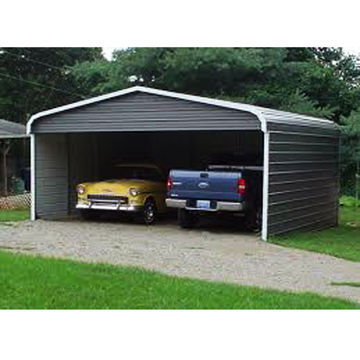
[28,86,340,240]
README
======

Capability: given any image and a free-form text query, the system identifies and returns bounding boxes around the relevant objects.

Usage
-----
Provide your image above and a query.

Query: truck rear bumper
[166,198,244,212]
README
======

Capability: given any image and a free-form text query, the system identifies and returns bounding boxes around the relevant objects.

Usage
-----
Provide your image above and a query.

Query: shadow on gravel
[73,210,257,236]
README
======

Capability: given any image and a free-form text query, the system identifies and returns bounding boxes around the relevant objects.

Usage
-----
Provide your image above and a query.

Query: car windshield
[111,166,163,181]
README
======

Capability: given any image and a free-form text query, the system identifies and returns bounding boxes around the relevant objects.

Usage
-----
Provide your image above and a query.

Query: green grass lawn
[0,209,30,222]
[0,250,357,309]
[270,207,360,262]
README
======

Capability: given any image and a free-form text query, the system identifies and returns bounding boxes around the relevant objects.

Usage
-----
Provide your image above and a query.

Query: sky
[102,47,360,61]
[102,47,117,60]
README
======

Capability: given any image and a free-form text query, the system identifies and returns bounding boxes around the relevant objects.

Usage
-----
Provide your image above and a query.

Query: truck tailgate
[168,170,242,201]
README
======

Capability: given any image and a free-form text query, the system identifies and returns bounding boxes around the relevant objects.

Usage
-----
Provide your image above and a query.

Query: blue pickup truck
[166,165,263,230]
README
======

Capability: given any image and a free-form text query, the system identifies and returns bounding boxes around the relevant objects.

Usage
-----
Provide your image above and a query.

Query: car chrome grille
[87,194,128,204]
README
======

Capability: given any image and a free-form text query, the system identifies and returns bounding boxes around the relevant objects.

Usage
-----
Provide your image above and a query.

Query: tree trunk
[356,160,360,206]
[2,151,7,196]
[0,140,11,196]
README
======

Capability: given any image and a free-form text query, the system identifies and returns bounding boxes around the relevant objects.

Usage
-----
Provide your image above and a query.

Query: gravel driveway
[1,218,360,303]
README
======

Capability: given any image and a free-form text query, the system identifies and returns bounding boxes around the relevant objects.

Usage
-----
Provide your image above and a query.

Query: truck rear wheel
[244,206,262,232]
[178,209,198,229]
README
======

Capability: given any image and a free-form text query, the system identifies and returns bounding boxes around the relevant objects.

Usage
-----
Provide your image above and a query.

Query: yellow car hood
[81,179,158,196]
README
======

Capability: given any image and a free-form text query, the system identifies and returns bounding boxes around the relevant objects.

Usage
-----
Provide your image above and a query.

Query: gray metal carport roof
[0,119,28,139]
[27,86,340,240]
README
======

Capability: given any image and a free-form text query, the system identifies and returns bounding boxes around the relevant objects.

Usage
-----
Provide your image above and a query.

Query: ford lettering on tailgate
[198,182,209,189]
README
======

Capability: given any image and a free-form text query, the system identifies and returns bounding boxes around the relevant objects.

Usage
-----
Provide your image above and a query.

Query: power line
[0,72,85,98]
[1,49,70,72]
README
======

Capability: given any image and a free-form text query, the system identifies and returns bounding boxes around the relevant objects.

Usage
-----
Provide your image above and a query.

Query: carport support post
[261,131,269,241]
[30,134,36,221]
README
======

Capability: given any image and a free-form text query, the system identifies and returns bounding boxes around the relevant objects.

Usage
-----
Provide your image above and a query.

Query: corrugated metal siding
[266,122,340,236]
[31,92,260,133]
[35,134,68,219]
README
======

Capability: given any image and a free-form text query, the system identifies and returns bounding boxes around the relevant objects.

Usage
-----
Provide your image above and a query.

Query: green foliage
[0,47,103,124]
[340,109,360,195]
[0,250,357,309]
[70,47,360,123]
[271,207,360,262]
[70,59,121,96]
[279,89,335,118]
[340,195,360,208]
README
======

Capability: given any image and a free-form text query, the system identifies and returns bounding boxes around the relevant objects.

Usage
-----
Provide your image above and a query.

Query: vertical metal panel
[31,92,260,133]
[35,134,68,219]
[266,123,340,236]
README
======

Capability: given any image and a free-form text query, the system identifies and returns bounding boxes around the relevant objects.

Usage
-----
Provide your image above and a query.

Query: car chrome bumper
[76,203,142,212]
[165,198,244,212]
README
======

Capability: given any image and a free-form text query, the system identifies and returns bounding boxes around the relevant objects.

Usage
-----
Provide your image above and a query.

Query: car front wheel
[142,199,157,225]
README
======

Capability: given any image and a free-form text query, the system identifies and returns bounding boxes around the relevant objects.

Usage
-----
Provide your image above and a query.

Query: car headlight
[129,188,139,196]
[77,185,86,195]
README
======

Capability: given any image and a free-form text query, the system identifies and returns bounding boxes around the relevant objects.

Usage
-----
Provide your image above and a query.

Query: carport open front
[68,130,264,217]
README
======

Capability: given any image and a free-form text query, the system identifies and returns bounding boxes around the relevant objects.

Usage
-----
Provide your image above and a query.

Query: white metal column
[261,131,269,241]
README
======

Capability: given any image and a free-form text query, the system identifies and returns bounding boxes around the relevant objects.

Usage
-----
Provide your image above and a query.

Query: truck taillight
[238,178,246,195]
[167,177,173,192]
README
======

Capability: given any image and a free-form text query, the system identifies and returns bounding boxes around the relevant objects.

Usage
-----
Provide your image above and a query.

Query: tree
[70,47,360,123]
[341,109,360,201]
[0,139,11,195]
[0,47,103,124]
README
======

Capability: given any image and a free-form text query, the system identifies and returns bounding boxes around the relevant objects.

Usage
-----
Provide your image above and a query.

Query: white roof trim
[26,86,336,134]
[0,134,29,139]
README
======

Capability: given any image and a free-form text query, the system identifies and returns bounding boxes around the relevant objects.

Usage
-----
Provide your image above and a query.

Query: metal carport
[27,86,340,240]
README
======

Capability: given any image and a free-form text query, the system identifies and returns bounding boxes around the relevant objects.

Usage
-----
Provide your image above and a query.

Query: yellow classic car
[76,164,167,224]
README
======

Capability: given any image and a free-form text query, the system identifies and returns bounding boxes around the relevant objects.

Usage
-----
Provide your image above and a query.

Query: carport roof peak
[27,86,336,134]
